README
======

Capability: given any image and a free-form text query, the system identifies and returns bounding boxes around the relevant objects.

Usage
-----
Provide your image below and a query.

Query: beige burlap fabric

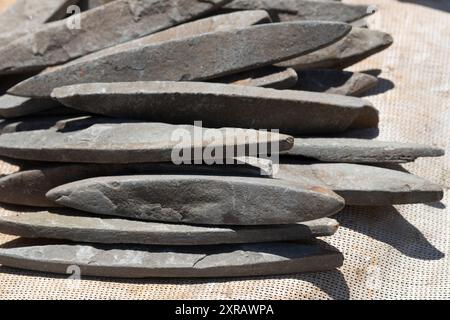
[0,0,448,300]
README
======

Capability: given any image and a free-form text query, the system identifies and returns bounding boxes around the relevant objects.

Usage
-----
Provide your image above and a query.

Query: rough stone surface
[46,175,344,225]
[224,0,373,23]
[214,66,298,89]
[9,22,351,98]
[0,242,344,278]
[0,162,271,207]
[277,28,394,70]
[0,211,339,245]
[0,116,294,163]
[275,161,444,205]
[0,0,230,75]
[52,81,378,135]
[0,94,62,118]
[0,115,80,134]
[0,0,77,45]
[283,138,445,163]
[295,69,379,96]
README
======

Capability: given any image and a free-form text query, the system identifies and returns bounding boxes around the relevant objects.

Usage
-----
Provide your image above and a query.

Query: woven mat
[0,0,449,300]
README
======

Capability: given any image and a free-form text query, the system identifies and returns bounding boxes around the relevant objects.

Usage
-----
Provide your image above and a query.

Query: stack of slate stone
[0,0,444,278]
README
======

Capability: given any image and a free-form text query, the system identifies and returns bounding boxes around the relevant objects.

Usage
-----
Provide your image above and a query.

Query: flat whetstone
[275,162,444,205]
[0,0,229,75]
[8,22,351,98]
[0,162,271,207]
[277,28,394,70]
[0,211,339,245]
[214,67,298,89]
[283,138,445,163]
[52,81,378,135]
[295,69,379,96]
[46,175,345,225]
[0,116,293,163]
[0,94,62,118]
[0,242,344,278]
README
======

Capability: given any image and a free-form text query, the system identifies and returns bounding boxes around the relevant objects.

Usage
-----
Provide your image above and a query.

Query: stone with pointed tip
[275,161,444,205]
[0,210,339,245]
[0,94,62,118]
[0,0,230,75]
[51,81,378,135]
[47,175,344,225]
[223,0,373,23]
[0,116,294,163]
[0,241,343,278]
[295,69,379,96]
[283,138,445,163]
[277,28,394,70]
[73,10,271,66]
[0,161,272,207]
[8,22,351,98]
[214,66,298,89]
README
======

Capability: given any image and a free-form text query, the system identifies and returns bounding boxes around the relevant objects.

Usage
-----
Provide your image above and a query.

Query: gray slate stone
[214,66,298,89]
[224,0,373,23]
[0,242,343,278]
[0,211,339,245]
[52,81,378,135]
[73,10,271,65]
[283,138,445,163]
[47,175,345,225]
[0,115,81,134]
[275,162,444,205]
[0,116,293,163]
[8,22,351,98]
[277,28,394,70]
[0,94,62,118]
[0,0,229,75]
[295,69,379,96]
[0,162,272,207]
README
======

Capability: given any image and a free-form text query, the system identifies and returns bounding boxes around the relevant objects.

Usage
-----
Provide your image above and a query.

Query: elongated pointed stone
[283,138,445,163]
[47,175,344,225]
[224,0,373,23]
[9,22,352,98]
[52,81,377,135]
[277,28,394,70]
[275,162,444,205]
[0,242,343,278]
[0,116,293,163]
[0,94,62,118]
[73,10,271,66]
[214,66,298,89]
[0,162,271,207]
[0,211,339,245]
[295,69,379,96]
[0,0,229,75]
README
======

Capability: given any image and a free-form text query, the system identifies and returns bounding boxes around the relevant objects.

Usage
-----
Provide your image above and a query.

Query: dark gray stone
[46,175,345,225]
[0,116,294,163]
[213,66,298,89]
[0,211,339,245]
[224,0,373,23]
[295,69,379,96]
[0,241,344,278]
[52,81,378,135]
[8,22,351,98]
[0,161,272,207]
[277,28,394,70]
[0,94,62,118]
[275,162,444,205]
[0,0,230,75]
[283,138,445,163]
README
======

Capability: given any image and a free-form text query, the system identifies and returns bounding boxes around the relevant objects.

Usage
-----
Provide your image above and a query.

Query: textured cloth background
[0,0,448,300]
